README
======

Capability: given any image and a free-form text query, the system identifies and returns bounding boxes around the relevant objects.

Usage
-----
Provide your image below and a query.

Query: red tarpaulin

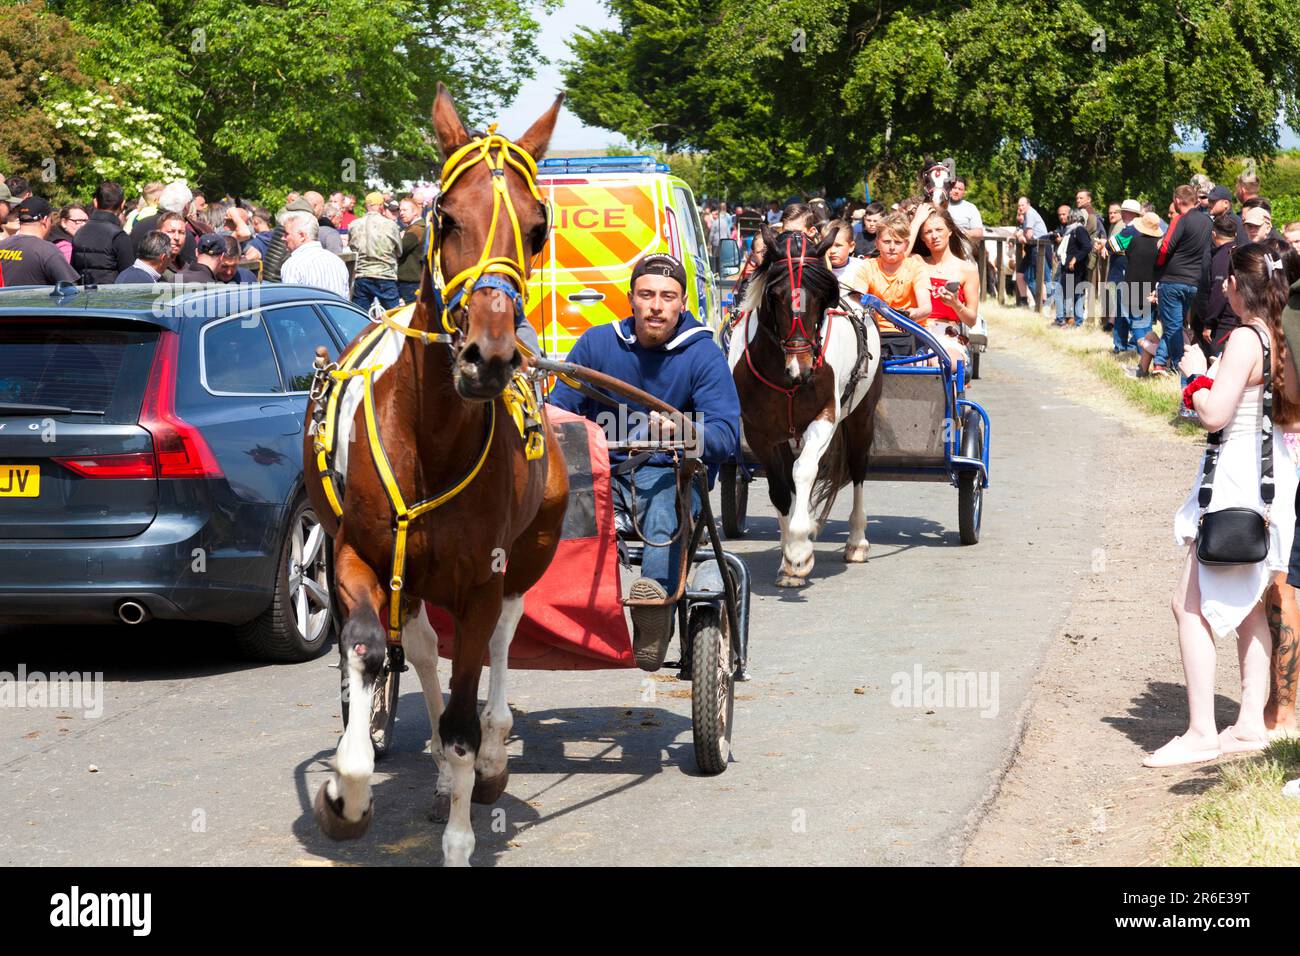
[430,406,634,669]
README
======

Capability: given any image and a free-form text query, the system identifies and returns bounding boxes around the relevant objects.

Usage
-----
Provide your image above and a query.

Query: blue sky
[494,1,1299,155]
[494,0,627,152]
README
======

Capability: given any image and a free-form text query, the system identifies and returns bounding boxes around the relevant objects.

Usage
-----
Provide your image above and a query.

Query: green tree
[51,0,558,199]
[564,0,1300,212]
[0,1,97,200]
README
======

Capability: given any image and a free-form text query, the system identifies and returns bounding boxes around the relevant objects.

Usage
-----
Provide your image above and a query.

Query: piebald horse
[729,227,884,587]
[303,86,568,866]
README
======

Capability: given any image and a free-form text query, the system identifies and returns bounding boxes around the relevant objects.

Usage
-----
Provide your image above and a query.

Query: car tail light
[139,330,223,479]
[53,453,157,479]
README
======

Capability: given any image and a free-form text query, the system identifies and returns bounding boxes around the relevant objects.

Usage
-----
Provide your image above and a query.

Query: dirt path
[963,309,1252,866]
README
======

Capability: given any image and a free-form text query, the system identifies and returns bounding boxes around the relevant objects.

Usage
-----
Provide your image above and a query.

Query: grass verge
[982,304,1203,437]
[1164,738,1300,866]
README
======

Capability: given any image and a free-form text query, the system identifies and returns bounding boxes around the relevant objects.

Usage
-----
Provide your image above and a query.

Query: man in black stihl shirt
[0,196,79,286]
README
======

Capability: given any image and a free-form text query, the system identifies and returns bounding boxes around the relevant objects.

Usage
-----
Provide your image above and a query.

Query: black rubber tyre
[720,463,749,538]
[970,348,981,380]
[690,605,734,775]
[957,410,984,545]
[340,646,401,760]
[235,498,334,662]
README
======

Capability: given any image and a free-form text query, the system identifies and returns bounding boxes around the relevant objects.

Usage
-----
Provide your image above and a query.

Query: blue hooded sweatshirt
[548,312,741,467]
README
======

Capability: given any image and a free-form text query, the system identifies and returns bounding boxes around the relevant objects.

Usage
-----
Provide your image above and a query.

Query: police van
[526,156,723,358]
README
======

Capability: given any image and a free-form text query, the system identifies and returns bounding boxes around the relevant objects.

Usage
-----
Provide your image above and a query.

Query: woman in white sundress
[1146,243,1300,767]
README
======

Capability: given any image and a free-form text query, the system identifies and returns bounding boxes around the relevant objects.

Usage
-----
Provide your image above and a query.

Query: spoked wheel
[690,605,734,775]
[340,645,402,759]
[720,463,749,538]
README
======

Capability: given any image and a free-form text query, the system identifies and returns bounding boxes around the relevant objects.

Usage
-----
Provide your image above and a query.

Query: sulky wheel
[957,409,985,545]
[341,645,401,759]
[690,605,734,774]
[720,463,749,538]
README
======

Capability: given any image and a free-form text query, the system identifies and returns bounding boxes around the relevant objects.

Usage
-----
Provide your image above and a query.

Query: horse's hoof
[775,573,809,589]
[429,792,451,824]
[313,783,374,841]
[844,543,869,563]
[471,769,509,804]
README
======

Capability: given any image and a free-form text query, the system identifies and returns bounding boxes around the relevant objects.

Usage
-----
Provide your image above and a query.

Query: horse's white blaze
[335,321,409,479]
[404,604,449,788]
[477,595,523,781]
[442,742,476,867]
[784,417,836,574]
[331,647,375,822]
[845,482,869,561]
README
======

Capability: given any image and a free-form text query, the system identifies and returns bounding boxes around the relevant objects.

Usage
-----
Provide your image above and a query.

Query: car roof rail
[537,156,670,175]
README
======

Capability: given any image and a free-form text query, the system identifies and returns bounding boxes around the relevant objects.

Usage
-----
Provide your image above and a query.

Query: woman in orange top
[840,212,931,332]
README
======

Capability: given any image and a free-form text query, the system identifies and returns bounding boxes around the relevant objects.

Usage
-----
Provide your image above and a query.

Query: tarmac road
[0,346,1116,866]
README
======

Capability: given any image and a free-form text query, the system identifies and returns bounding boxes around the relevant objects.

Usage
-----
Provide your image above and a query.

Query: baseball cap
[196,232,227,256]
[630,253,687,293]
[364,191,385,208]
[0,182,12,203]
[1242,206,1271,226]
[14,196,52,222]
[1208,185,1233,204]
[1120,198,1141,215]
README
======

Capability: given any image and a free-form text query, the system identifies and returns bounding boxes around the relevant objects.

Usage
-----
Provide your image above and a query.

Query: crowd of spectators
[0,176,433,316]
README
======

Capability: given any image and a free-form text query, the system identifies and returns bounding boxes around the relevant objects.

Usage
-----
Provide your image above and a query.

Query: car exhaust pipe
[116,600,150,625]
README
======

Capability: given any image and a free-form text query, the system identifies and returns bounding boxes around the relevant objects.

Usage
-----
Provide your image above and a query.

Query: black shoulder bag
[1195,326,1273,565]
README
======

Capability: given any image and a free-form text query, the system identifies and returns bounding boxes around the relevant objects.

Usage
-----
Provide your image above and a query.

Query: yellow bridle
[428,124,548,336]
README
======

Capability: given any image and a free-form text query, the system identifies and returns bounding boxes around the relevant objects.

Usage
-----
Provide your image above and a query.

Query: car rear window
[0,320,159,422]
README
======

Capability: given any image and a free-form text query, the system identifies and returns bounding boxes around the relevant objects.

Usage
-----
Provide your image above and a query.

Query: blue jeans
[1110,282,1136,350]
[397,280,420,305]
[1022,253,1041,305]
[612,464,700,591]
[1070,277,1088,326]
[352,276,400,312]
[1049,264,1066,323]
[1154,282,1197,371]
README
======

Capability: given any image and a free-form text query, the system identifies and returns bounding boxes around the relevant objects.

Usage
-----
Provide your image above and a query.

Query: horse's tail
[810,427,851,536]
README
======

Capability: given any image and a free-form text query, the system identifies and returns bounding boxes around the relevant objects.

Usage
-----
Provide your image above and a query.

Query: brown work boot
[628,577,673,672]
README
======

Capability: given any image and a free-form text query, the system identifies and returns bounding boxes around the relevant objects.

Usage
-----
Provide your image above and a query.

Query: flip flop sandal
[1218,727,1269,755]
[1142,735,1221,768]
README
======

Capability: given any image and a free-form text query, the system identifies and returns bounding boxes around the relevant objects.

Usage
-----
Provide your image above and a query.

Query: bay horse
[728,227,884,587]
[303,85,568,866]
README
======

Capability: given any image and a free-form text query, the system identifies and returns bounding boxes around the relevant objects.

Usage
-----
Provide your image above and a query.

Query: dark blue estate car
[0,283,373,660]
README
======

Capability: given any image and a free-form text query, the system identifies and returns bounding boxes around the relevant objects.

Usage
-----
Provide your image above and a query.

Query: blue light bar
[538,156,671,174]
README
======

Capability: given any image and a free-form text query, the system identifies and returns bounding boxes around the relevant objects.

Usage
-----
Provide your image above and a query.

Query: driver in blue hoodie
[548,253,741,671]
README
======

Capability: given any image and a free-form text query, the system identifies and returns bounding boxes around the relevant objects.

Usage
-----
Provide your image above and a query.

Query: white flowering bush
[43,90,192,192]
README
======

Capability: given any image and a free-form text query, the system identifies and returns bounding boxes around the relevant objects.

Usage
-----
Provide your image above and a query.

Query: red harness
[739,234,842,437]
[742,308,839,438]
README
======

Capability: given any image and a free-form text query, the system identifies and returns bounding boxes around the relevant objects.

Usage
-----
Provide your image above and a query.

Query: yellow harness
[308,128,549,644]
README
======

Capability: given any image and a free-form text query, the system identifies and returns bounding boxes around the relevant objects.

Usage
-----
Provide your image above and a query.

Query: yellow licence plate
[0,465,39,497]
